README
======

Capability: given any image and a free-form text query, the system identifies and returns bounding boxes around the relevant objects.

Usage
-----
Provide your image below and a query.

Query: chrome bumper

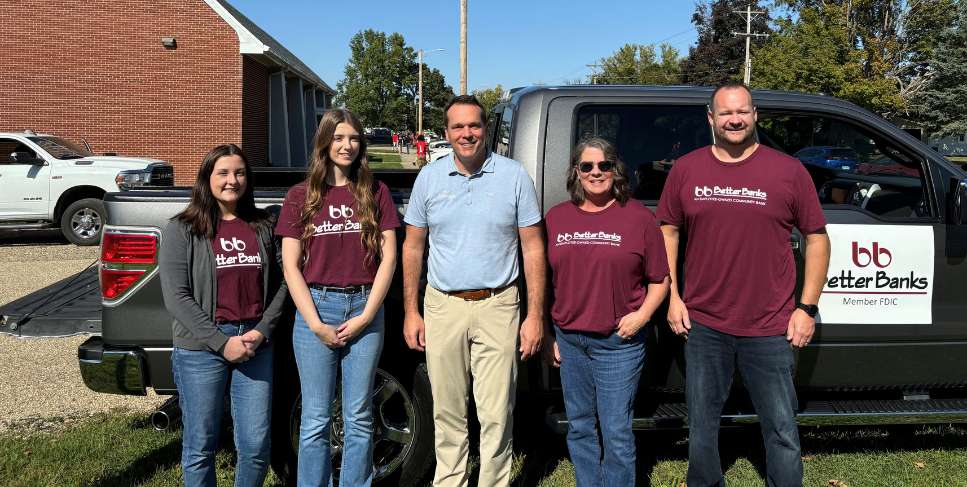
[77,336,147,395]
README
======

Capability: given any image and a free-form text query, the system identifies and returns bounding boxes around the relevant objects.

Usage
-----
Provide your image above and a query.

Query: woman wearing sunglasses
[543,137,670,486]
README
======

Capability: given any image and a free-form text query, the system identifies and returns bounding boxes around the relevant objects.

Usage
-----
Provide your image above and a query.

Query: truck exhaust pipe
[151,396,181,431]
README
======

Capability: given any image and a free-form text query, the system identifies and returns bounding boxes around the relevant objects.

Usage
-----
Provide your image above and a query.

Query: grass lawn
[2,413,966,486]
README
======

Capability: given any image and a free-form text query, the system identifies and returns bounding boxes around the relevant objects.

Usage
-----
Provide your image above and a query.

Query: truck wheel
[272,365,435,486]
[61,198,105,246]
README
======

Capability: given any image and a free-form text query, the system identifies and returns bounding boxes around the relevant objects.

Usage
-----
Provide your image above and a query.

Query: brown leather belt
[445,284,511,301]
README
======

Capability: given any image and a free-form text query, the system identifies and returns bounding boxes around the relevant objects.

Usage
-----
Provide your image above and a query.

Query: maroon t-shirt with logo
[212,218,264,322]
[547,200,670,335]
[275,181,400,286]
[656,145,826,337]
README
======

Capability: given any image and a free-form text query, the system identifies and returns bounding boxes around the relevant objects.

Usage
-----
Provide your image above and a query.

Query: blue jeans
[172,321,273,487]
[685,323,802,487]
[292,287,385,487]
[555,326,644,487]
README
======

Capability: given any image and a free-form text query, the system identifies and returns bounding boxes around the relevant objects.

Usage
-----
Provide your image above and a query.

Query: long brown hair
[566,137,631,206]
[175,144,267,238]
[300,109,382,265]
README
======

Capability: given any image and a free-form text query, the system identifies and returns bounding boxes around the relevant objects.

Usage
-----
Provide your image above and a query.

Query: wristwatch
[796,303,819,318]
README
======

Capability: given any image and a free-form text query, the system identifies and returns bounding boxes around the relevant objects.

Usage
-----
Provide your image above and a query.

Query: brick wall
[241,56,269,167]
[0,0,243,185]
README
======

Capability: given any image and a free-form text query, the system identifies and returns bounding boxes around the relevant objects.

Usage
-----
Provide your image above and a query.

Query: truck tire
[271,364,435,486]
[60,198,105,246]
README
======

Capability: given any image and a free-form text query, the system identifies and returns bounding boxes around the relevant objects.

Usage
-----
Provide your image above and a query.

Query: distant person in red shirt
[657,82,830,487]
[544,137,669,486]
[276,109,400,486]
[415,135,428,167]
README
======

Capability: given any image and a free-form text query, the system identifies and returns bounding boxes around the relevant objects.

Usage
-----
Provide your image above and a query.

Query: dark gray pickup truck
[76,85,967,485]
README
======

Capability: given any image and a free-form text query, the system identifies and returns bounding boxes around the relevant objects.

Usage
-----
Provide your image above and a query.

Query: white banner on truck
[818,224,934,324]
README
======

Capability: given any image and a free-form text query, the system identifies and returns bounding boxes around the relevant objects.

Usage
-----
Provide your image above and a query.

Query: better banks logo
[219,237,247,252]
[851,241,892,268]
[328,204,354,219]
[693,185,768,205]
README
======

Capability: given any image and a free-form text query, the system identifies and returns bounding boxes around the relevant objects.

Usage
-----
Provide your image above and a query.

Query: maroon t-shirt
[212,218,264,322]
[656,145,826,337]
[275,181,400,286]
[547,200,670,335]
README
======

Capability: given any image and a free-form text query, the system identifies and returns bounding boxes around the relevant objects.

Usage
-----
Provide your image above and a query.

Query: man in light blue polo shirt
[402,95,546,487]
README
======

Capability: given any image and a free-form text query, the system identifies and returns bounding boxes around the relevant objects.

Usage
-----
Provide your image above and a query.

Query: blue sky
[227,0,700,92]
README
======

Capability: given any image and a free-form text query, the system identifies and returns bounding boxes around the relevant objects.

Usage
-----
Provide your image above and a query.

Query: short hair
[566,137,631,206]
[708,81,754,113]
[443,94,488,128]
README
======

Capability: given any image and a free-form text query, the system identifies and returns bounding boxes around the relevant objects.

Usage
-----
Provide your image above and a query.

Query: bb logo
[220,237,246,252]
[328,204,354,219]
[694,186,713,197]
[556,233,572,243]
[852,241,892,268]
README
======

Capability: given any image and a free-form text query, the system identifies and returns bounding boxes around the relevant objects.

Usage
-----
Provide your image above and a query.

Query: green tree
[473,85,506,115]
[918,2,967,137]
[681,0,771,86]
[594,43,682,85]
[336,30,412,127]
[336,30,454,132]
[753,5,904,115]
[772,0,957,118]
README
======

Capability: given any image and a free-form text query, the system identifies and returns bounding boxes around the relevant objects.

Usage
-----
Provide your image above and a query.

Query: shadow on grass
[84,415,255,487]
[83,417,184,487]
[505,415,967,486]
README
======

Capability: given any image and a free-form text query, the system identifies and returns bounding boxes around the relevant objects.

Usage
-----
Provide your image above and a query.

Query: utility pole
[586,64,602,84]
[418,49,424,135]
[732,3,768,85]
[460,0,468,94]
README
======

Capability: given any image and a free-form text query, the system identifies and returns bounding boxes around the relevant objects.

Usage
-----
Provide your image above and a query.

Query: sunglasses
[577,161,615,173]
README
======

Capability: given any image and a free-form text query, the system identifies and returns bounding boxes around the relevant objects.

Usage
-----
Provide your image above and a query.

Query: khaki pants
[423,284,520,487]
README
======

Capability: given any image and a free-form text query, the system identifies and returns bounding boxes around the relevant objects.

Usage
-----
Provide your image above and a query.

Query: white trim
[202,0,267,54]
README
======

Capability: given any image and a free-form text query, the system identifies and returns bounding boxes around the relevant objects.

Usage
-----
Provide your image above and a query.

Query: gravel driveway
[0,232,166,432]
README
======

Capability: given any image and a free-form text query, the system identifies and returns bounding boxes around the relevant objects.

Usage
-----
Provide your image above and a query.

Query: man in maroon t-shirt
[657,82,830,487]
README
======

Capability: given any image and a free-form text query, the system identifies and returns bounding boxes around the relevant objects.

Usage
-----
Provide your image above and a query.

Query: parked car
[427,141,452,162]
[0,131,172,245]
[77,86,967,485]
[365,127,393,145]
[794,146,860,172]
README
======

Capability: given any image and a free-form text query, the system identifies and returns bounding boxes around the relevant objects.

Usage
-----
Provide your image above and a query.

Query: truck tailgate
[0,267,101,337]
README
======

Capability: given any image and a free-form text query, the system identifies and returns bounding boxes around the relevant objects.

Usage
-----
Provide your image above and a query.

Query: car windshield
[28,136,93,159]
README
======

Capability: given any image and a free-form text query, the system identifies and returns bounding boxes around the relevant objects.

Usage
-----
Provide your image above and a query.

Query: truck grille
[148,165,174,186]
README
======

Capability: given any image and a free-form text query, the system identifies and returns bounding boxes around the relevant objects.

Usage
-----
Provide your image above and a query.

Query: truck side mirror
[10,151,43,165]
[954,179,967,225]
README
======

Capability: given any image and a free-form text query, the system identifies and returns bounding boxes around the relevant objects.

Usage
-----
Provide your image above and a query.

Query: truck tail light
[100,229,160,302]
[101,270,147,300]
[101,233,157,264]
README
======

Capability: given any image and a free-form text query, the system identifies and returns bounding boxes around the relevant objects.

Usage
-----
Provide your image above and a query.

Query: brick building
[1,0,334,184]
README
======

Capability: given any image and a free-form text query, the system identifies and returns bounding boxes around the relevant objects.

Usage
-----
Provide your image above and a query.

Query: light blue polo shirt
[404,151,542,292]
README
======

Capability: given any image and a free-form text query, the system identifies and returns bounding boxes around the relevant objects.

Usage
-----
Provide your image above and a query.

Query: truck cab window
[757,113,930,219]
[0,138,36,164]
[495,105,513,157]
[575,105,711,201]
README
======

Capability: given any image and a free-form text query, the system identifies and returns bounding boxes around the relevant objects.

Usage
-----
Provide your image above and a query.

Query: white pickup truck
[0,131,173,245]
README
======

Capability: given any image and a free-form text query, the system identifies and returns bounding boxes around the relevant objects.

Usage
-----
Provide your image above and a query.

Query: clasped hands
[222,329,265,363]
